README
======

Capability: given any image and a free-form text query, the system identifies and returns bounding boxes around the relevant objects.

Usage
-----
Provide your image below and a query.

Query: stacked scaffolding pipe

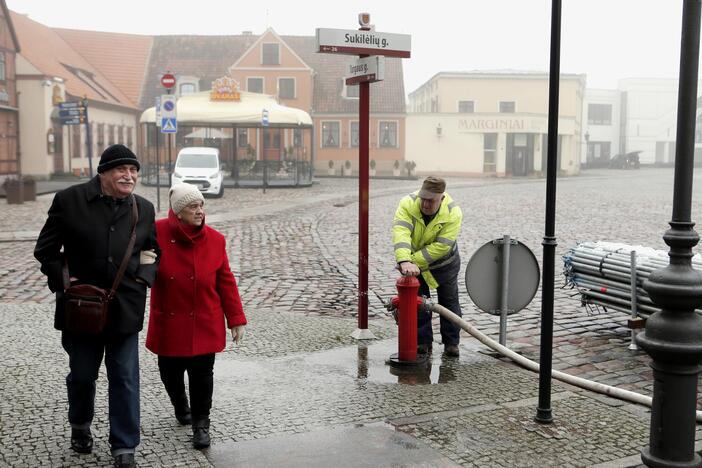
[563,241,702,318]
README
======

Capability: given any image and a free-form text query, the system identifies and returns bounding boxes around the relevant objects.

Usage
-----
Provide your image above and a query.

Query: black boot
[172,395,192,425]
[192,419,210,449]
[70,427,93,454]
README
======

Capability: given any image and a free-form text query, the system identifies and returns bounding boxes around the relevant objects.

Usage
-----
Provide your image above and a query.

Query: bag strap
[108,195,139,299]
[61,195,139,296]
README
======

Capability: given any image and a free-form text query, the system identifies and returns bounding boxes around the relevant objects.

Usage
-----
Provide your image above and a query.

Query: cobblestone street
[2,168,702,467]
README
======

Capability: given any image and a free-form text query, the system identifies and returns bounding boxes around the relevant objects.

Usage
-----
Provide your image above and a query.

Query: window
[180,83,196,95]
[262,43,279,65]
[345,84,359,98]
[379,121,398,148]
[499,101,516,113]
[321,121,340,148]
[587,141,611,162]
[96,123,105,147]
[247,77,263,93]
[237,128,248,148]
[72,126,81,158]
[588,103,612,125]
[108,124,115,146]
[0,53,6,81]
[293,128,302,148]
[278,78,295,99]
[118,125,124,145]
[458,100,474,113]
[484,133,497,173]
[350,121,359,148]
[126,127,133,149]
[263,128,280,149]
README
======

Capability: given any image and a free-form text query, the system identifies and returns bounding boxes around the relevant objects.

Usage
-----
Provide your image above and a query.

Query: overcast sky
[9,0,688,95]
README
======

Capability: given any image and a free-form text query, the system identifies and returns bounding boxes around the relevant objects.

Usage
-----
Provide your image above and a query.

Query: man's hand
[398,262,420,277]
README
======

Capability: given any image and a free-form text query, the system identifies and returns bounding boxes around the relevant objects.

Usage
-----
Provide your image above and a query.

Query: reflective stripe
[448,201,457,211]
[421,248,434,264]
[436,237,455,246]
[394,242,412,251]
[393,220,413,231]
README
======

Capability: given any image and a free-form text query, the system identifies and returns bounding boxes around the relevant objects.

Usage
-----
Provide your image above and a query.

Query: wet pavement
[2,168,702,467]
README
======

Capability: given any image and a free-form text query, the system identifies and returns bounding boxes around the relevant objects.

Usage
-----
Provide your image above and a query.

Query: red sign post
[317,15,411,339]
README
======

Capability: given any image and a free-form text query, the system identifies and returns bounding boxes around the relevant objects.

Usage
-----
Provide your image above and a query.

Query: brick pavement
[1,168,702,466]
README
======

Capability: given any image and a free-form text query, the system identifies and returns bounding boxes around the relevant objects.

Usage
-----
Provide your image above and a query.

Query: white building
[406,71,585,177]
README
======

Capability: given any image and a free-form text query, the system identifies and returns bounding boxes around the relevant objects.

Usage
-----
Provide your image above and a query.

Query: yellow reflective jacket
[392,191,463,289]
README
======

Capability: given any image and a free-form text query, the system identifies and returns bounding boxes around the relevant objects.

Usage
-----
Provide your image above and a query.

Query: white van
[172,147,224,198]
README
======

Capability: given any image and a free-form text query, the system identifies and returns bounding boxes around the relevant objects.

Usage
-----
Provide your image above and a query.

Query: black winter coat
[34,176,160,334]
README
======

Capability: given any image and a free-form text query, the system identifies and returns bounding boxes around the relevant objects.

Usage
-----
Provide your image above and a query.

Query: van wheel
[214,185,224,198]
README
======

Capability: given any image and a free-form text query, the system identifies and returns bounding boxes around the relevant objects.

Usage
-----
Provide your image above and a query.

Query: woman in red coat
[146,183,246,449]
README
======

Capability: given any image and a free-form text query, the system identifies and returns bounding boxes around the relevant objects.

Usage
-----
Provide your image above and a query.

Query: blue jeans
[417,254,462,346]
[61,332,140,452]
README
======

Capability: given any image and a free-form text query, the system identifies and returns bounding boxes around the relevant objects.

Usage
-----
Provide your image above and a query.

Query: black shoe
[444,344,460,357]
[113,453,136,468]
[192,420,211,449]
[70,428,93,454]
[173,397,192,425]
[417,343,433,355]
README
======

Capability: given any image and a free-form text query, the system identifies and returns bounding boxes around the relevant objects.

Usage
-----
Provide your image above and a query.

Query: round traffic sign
[465,239,540,315]
[163,100,175,112]
[161,73,176,89]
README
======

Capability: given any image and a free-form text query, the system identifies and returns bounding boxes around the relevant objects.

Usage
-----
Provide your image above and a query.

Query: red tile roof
[11,12,137,110]
[54,28,152,107]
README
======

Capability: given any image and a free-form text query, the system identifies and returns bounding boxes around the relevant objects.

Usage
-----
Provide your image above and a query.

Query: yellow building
[407,71,586,176]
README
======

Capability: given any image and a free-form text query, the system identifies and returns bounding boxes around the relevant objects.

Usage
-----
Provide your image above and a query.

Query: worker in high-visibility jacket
[392,176,463,357]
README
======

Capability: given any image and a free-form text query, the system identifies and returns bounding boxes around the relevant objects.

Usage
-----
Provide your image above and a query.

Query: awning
[185,128,231,139]
[140,90,313,127]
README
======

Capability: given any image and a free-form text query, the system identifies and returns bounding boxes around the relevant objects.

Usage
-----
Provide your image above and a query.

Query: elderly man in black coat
[34,145,159,468]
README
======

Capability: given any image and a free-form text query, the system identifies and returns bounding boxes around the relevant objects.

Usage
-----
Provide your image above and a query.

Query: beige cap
[418,176,446,199]
[169,183,205,214]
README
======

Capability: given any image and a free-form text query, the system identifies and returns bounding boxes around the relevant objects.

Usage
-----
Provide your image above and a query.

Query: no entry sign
[160,73,176,89]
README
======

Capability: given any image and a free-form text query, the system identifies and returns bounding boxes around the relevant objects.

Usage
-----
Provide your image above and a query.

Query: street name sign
[346,56,385,85]
[58,101,86,125]
[316,28,411,58]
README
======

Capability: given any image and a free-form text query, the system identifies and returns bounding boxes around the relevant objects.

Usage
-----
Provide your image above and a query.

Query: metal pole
[83,99,93,178]
[637,1,702,466]
[535,0,561,425]
[629,250,638,351]
[155,124,161,212]
[167,132,172,188]
[358,71,370,331]
[499,234,512,346]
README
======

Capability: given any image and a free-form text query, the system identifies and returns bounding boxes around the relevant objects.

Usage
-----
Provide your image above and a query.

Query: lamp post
[636,1,702,466]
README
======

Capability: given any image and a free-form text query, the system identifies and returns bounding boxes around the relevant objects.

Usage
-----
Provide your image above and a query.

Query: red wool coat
[146,210,246,357]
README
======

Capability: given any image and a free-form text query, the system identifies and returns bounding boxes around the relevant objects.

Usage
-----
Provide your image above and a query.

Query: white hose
[426,301,702,423]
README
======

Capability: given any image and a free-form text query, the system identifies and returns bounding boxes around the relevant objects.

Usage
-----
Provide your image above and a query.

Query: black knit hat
[97,144,141,173]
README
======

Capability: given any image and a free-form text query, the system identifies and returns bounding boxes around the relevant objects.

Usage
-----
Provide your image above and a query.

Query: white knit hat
[169,183,205,214]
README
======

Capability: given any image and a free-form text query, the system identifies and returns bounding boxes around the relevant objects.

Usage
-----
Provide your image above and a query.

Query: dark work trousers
[61,331,140,453]
[417,253,462,346]
[157,354,215,423]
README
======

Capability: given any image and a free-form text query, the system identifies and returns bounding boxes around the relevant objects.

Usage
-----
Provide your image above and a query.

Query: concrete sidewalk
[0,301,686,468]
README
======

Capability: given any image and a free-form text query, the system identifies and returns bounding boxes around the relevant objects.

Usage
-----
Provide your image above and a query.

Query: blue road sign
[59,101,83,109]
[262,109,269,127]
[59,109,84,117]
[161,117,177,133]
[61,118,82,125]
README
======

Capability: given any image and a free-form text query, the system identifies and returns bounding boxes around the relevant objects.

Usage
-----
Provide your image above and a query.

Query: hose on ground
[424,300,702,423]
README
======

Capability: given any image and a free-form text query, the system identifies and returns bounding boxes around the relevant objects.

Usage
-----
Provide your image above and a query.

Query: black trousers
[417,253,462,346]
[157,354,215,423]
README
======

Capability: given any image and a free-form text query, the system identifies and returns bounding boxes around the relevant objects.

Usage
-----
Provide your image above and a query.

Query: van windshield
[176,154,218,168]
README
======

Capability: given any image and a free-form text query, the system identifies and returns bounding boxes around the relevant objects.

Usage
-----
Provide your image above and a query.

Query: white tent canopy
[185,128,231,139]
[140,90,313,127]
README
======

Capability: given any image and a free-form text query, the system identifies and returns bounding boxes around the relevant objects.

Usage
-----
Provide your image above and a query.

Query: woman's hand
[230,325,246,344]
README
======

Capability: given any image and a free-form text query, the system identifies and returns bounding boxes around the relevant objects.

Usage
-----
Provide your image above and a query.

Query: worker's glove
[140,250,157,265]
[230,325,246,344]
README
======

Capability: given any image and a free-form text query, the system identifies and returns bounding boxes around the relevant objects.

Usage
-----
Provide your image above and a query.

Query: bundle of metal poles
[563,241,702,318]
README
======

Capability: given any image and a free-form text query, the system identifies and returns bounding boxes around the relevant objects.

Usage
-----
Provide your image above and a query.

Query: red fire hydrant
[387,275,426,367]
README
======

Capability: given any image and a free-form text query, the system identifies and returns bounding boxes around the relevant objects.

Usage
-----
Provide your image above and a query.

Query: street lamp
[636,1,702,466]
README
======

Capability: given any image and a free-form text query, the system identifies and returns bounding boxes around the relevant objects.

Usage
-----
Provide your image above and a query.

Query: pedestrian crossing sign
[161,117,177,133]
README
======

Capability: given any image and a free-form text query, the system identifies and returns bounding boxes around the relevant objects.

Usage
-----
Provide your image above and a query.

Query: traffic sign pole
[82,98,93,177]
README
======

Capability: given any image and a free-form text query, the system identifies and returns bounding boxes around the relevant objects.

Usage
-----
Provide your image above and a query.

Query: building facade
[407,71,585,177]
[0,1,19,179]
